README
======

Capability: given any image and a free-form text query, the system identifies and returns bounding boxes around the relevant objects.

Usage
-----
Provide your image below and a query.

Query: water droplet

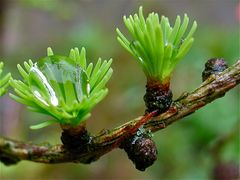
[87,82,91,96]
[32,90,49,106]
[138,57,143,63]
[29,56,89,106]
[29,63,59,106]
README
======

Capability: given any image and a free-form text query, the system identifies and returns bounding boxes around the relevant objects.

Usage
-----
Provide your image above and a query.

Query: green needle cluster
[10,47,113,129]
[0,62,11,96]
[117,6,197,82]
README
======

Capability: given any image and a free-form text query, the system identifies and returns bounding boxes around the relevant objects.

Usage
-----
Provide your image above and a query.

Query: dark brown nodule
[144,81,172,114]
[213,162,240,180]
[0,152,20,166]
[202,58,228,81]
[61,126,91,154]
[120,134,158,171]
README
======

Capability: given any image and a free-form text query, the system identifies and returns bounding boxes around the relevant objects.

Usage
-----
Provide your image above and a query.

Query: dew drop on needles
[29,55,89,107]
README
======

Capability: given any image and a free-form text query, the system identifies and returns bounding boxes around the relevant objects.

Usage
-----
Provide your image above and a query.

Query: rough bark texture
[0,60,239,165]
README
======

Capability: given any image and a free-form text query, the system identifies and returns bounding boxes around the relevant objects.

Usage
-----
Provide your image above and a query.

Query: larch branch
[0,60,239,165]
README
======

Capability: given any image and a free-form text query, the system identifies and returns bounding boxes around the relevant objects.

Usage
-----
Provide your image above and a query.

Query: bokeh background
[0,0,239,179]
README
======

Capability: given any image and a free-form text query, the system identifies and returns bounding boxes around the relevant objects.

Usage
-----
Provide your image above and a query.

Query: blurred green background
[0,0,239,179]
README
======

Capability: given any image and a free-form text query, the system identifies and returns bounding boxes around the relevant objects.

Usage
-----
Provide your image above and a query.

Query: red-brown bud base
[60,125,91,154]
[144,80,172,114]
